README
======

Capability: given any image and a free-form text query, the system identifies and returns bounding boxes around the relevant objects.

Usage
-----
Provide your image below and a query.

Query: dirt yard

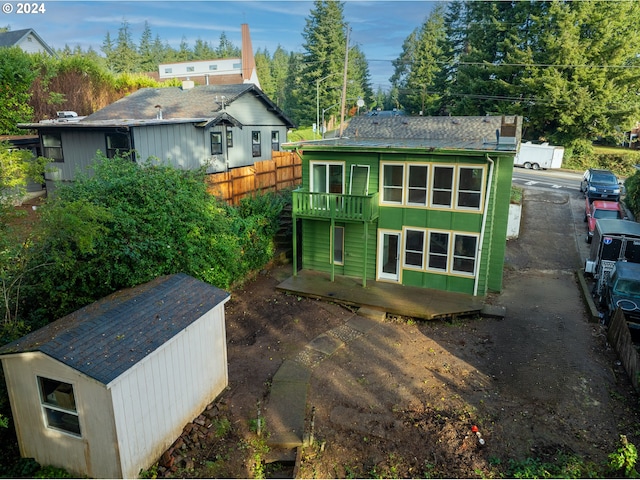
[12,188,640,479]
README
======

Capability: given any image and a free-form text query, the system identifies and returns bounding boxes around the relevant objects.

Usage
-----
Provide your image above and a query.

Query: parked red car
[585,199,626,243]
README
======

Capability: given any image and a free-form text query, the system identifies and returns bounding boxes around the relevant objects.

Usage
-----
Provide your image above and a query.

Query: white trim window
[42,133,63,162]
[452,233,478,275]
[431,165,455,208]
[407,164,429,206]
[456,166,485,210]
[381,163,404,204]
[310,161,344,194]
[427,231,450,272]
[403,228,426,269]
[37,376,81,437]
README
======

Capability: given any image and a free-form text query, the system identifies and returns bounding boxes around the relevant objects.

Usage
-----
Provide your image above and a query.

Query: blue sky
[2,0,437,91]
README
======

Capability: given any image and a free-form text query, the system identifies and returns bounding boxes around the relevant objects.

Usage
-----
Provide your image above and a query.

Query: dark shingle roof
[0,274,230,385]
[344,115,511,140]
[291,115,521,152]
[83,84,295,128]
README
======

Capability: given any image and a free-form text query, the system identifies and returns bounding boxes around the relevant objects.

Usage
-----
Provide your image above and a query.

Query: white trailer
[514,141,565,170]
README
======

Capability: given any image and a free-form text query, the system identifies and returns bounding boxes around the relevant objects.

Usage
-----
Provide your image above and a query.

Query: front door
[378,231,400,281]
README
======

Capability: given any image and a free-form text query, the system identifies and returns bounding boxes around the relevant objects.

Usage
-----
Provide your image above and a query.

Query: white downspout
[474,155,494,296]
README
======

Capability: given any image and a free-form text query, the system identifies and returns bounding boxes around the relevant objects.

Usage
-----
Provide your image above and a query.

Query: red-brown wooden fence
[205,151,301,205]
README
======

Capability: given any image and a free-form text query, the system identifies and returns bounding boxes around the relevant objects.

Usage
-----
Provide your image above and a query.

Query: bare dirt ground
[151,186,640,479]
[10,188,640,478]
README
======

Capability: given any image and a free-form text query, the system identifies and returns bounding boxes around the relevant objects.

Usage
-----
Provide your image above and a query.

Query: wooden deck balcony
[292,189,379,222]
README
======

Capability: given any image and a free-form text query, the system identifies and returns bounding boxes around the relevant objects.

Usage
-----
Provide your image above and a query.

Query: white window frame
[309,161,345,194]
[37,375,81,438]
[430,165,455,208]
[403,227,426,270]
[380,163,405,205]
[406,164,429,206]
[451,233,479,276]
[426,230,451,272]
[455,165,486,211]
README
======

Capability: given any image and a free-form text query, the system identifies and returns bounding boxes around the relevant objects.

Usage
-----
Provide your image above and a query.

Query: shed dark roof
[0,274,230,385]
[83,83,295,128]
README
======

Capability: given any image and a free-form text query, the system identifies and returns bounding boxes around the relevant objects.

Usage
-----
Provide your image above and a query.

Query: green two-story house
[283,115,521,296]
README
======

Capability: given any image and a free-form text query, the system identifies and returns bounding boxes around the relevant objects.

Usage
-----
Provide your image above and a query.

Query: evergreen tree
[138,21,156,72]
[216,32,240,58]
[255,48,275,98]
[301,0,348,127]
[111,19,138,73]
[282,52,306,125]
[271,45,290,107]
[101,31,115,72]
[193,38,215,60]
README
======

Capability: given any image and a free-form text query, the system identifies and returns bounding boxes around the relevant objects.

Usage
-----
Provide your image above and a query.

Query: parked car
[580,168,623,202]
[584,199,626,243]
[599,261,640,327]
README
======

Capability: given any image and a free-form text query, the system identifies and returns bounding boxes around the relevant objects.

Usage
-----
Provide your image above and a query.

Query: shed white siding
[1,353,120,478]
[110,303,228,479]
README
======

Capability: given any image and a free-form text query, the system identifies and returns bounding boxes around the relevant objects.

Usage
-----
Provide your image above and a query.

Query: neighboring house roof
[296,115,521,153]
[19,83,295,130]
[0,274,230,385]
[0,28,55,56]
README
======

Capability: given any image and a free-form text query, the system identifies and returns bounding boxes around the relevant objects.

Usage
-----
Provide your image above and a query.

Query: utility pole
[338,26,350,138]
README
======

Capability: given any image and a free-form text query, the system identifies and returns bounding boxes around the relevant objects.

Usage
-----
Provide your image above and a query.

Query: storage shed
[0,273,230,479]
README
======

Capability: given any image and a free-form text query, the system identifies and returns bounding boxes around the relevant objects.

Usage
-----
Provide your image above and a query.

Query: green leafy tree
[138,21,157,72]
[0,47,35,134]
[193,38,215,60]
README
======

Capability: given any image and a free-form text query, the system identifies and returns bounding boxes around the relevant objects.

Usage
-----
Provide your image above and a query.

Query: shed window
[210,132,223,155]
[42,133,63,162]
[105,132,131,159]
[252,131,261,157]
[37,376,81,437]
[226,130,233,148]
[271,131,280,151]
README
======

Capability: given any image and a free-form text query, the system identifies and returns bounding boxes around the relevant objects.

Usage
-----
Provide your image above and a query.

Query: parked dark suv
[600,261,640,327]
[580,168,622,202]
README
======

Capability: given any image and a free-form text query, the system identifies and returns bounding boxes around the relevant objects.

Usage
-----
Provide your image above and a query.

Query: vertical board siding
[111,306,228,479]
[206,151,301,204]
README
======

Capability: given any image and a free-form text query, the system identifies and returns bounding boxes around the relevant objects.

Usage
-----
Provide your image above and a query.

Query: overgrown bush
[19,155,289,323]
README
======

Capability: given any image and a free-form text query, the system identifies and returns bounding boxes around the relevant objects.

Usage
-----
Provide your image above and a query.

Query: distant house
[0,28,55,55]
[0,273,230,479]
[283,115,521,296]
[158,24,260,88]
[18,83,295,192]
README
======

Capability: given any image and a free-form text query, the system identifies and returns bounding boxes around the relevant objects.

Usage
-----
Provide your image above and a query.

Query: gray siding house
[0,273,230,479]
[18,83,295,192]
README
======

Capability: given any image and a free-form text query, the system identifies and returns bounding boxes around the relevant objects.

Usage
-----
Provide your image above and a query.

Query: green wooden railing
[292,189,379,222]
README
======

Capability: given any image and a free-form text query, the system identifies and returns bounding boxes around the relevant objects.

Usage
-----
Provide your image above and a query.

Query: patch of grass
[511,185,523,205]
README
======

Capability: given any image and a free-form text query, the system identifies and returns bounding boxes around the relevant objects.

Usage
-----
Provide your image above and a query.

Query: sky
[1,0,437,91]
